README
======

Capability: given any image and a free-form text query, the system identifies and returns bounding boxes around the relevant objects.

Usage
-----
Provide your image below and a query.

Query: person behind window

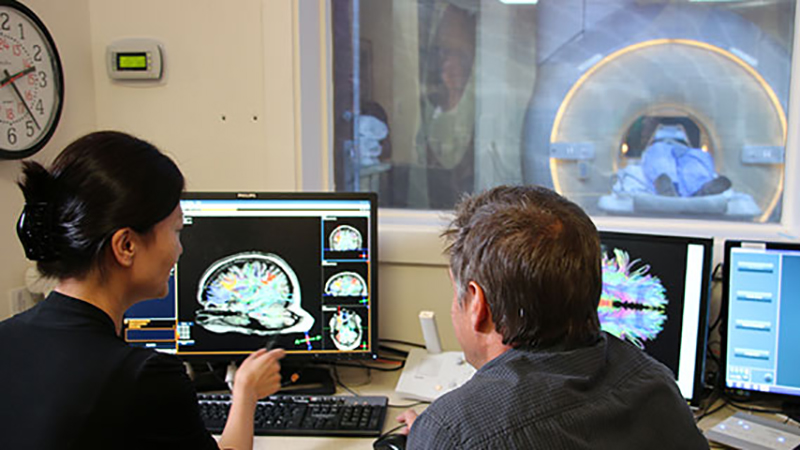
[0,131,285,450]
[412,1,477,209]
[396,185,708,449]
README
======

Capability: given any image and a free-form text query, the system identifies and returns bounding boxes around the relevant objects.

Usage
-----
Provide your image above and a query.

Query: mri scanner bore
[599,120,757,217]
[195,252,314,336]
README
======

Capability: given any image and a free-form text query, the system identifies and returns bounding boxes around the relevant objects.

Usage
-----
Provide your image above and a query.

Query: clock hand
[3,69,40,131]
[0,66,35,90]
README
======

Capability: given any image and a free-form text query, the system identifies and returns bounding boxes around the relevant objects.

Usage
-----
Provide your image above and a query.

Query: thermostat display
[117,53,148,71]
[107,38,163,81]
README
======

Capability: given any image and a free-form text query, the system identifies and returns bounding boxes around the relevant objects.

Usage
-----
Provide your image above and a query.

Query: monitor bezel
[599,231,713,406]
[174,191,380,363]
[720,240,800,405]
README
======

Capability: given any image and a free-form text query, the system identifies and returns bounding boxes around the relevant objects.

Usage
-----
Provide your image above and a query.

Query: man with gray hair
[397,185,708,449]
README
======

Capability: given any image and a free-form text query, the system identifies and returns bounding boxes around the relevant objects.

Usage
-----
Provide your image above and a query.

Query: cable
[331,365,361,397]
[380,338,426,349]
[726,399,787,415]
[708,310,723,334]
[204,362,228,384]
[695,399,729,422]
[717,388,799,416]
[332,361,406,372]
[375,357,404,364]
[711,262,724,281]
[379,344,410,357]
[376,424,407,440]
[388,400,430,409]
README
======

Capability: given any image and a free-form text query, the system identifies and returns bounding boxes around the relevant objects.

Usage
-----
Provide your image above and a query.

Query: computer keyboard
[197,393,388,437]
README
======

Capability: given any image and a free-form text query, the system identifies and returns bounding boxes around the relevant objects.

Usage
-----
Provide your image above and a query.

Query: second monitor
[598,231,712,406]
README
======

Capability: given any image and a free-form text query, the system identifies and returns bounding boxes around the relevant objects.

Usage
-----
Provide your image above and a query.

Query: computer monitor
[598,231,712,405]
[123,192,379,363]
[721,240,800,409]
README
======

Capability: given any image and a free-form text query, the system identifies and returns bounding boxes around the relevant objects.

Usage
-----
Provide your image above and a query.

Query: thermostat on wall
[106,38,163,80]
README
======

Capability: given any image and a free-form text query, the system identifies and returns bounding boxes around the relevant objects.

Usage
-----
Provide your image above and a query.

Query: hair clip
[17,202,58,262]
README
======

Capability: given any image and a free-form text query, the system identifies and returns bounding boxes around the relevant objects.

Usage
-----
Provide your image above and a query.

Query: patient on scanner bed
[600,123,762,217]
[640,124,731,197]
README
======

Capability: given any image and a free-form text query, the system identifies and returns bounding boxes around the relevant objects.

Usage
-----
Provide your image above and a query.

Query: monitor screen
[123,192,379,361]
[598,231,712,405]
[722,241,800,402]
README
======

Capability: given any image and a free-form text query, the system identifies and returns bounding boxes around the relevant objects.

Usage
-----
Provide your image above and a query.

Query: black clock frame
[0,0,64,160]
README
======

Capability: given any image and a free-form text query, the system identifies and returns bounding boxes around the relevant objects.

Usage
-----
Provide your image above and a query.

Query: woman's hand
[219,348,286,450]
[233,348,285,401]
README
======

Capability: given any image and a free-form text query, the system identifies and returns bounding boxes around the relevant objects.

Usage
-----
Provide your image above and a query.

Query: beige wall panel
[378,263,460,351]
[88,0,296,192]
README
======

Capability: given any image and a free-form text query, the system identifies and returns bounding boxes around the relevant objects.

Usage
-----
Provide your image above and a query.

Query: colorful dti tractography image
[598,248,668,349]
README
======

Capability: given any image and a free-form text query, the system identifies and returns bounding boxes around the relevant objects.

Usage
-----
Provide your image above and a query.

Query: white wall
[88,0,297,192]
[0,0,97,318]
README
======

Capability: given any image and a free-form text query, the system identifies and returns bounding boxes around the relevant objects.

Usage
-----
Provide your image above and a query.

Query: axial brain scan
[329,308,363,350]
[598,248,668,349]
[329,225,362,251]
[325,271,368,297]
[195,252,313,335]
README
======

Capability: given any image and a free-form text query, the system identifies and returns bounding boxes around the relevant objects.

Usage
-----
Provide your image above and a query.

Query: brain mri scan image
[598,248,668,349]
[329,308,363,351]
[325,271,368,297]
[195,252,314,335]
[329,225,362,251]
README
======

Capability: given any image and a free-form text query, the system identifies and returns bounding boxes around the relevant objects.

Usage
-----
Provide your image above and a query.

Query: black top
[0,291,218,450]
[408,333,709,449]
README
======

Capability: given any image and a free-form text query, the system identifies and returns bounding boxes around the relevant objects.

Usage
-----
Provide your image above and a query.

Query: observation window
[332,0,795,223]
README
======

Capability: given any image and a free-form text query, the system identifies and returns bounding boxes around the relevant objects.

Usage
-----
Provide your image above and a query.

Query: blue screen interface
[725,246,800,397]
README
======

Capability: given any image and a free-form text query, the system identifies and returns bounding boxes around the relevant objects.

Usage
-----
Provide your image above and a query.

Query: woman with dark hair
[0,131,284,450]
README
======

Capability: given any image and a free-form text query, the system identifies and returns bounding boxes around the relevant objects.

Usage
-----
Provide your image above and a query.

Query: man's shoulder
[603,332,676,381]
[427,336,678,414]
[416,349,560,437]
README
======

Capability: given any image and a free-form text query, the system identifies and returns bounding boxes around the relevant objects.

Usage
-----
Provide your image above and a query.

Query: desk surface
[237,365,797,449]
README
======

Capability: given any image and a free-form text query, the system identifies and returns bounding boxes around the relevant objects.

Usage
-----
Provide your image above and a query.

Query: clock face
[0,2,63,159]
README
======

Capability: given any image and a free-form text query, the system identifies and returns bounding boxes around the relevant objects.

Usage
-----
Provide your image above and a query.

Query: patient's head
[443,185,602,349]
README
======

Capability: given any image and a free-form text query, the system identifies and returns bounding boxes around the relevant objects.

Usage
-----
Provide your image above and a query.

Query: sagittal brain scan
[598,248,668,349]
[325,271,368,297]
[329,308,363,350]
[329,225,362,251]
[195,252,314,336]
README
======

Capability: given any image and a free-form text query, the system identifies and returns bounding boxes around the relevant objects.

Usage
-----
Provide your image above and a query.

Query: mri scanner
[522,2,789,222]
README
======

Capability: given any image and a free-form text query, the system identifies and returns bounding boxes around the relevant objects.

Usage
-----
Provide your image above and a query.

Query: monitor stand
[190,362,335,395]
[278,365,335,395]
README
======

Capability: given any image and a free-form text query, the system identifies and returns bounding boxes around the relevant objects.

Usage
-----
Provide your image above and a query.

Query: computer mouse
[373,432,408,450]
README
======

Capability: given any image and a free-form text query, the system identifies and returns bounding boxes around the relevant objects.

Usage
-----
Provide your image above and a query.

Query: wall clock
[0,0,63,160]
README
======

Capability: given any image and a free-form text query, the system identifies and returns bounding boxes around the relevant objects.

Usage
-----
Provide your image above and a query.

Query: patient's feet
[654,174,678,197]
[693,176,732,197]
